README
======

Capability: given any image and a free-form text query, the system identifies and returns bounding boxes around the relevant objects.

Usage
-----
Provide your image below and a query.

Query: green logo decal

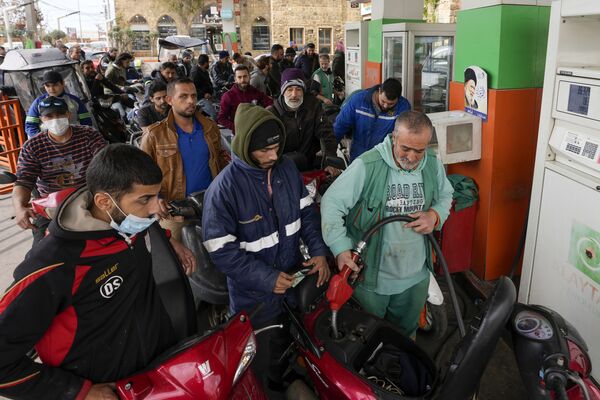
[569,221,600,285]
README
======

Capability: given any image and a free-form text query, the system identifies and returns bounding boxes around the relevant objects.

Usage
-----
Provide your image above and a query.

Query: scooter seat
[149,224,198,340]
[182,225,229,305]
[295,272,326,314]
[432,276,516,400]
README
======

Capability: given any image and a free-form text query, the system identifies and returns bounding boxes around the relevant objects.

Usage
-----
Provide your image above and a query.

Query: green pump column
[364,0,424,87]
[447,1,551,280]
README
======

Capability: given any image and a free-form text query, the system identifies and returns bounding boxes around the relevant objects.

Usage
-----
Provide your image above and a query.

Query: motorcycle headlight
[232,333,257,386]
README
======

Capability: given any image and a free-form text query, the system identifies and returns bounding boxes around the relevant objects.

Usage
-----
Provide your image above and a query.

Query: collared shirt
[175,119,212,196]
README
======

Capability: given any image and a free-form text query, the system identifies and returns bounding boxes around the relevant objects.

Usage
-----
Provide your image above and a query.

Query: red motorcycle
[285,215,600,400]
[0,172,269,400]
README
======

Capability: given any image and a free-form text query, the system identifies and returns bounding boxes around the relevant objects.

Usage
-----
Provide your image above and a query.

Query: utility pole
[77,0,83,41]
[24,1,38,42]
[57,11,79,33]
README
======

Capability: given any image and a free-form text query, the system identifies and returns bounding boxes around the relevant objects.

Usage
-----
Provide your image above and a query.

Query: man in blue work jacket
[334,78,410,161]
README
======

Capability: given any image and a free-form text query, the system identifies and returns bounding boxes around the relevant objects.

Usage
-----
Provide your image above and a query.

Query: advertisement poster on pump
[464,66,488,121]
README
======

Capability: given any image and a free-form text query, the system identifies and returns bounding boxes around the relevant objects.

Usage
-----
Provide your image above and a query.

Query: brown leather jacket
[140,110,228,202]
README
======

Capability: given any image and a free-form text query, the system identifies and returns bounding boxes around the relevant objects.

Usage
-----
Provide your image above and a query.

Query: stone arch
[129,14,147,24]
[157,15,177,38]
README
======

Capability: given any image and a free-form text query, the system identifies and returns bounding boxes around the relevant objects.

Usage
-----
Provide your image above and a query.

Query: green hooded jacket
[231,103,286,167]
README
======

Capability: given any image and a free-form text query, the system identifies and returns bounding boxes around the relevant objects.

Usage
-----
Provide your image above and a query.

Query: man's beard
[175,109,195,118]
[284,96,303,110]
[237,83,248,91]
[398,157,419,171]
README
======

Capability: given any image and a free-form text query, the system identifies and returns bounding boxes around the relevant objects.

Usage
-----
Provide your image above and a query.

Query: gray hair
[392,110,434,139]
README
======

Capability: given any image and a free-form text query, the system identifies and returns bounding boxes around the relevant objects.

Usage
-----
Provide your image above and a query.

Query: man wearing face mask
[13,97,107,244]
[333,78,411,161]
[268,68,338,175]
[202,104,330,395]
[321,111,453,339]
[0,144,196,400]
[26,70,93,138]
[217,65,272,133]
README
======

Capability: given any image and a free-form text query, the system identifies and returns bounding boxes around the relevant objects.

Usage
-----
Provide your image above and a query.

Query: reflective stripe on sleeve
[239,231,279,253]
[285,218,301,236]
[203,234,237,252]
[300,195,313,209]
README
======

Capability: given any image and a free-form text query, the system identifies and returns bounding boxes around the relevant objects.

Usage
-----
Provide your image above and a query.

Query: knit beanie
[219,50,229,59]
[280,68,305,94]
[248,120,283,151]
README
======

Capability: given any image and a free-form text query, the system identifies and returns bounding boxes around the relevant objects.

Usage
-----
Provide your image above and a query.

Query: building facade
[113,0,460,56]
[114,0,361,56]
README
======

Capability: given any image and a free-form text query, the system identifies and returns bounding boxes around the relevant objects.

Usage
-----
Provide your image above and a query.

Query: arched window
[129,15,150,51]
[252,18,270,51]
[157,15,177,38]
[190,13,206,40]
[129,14,147,24]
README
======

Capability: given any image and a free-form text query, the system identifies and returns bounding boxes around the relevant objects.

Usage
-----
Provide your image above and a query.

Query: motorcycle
[284,214,599,399]
[511,303,600,400]
[91,94,132,143]
[0,174,270,400]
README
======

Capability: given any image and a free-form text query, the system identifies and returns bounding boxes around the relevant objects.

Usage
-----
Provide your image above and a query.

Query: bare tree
[158,0,204,36]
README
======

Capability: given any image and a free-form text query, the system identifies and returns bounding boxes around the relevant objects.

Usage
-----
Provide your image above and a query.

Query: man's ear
[166,95,173,107]
[94,192,113,213]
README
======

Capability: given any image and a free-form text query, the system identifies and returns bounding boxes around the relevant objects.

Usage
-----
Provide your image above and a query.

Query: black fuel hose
[358,215,467,338]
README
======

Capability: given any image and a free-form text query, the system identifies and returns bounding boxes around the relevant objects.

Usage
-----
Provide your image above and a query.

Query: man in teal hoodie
[321,110,453,338]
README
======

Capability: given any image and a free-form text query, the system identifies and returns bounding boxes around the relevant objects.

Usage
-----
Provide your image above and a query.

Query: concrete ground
[0,191,527,400]
[0,192,33,400]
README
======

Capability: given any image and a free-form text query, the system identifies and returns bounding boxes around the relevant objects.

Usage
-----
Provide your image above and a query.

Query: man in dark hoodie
[202,103,330,394]
[269,68,339,174]
[144,62,178,105]
[0,144,196,400]
[191,54,217,119]
[294,43,319,80]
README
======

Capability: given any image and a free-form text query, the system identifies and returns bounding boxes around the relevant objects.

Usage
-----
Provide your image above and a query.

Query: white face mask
[44,117,70,136]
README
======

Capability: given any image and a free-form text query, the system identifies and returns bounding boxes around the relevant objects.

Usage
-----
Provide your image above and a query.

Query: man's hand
[273,272,293,294]
[322,98,334,106]
[94,73,104,81]
[156,198,170,220]
[405,210,438,234]
[303,255,330,287]
[324,166,341,177]
[204,93,212,100]
[170,238,197,276]
[336,250,359,272]
[15,206,35,230]
[85,383,117,399]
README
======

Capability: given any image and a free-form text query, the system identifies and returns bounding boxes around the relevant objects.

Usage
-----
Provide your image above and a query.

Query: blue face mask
[105,193,156,237]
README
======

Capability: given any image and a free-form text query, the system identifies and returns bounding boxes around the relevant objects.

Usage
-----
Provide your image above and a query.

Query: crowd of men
[0,39,454,400]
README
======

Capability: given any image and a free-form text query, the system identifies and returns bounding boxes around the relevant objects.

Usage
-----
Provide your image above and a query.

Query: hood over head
[231,103,286,168]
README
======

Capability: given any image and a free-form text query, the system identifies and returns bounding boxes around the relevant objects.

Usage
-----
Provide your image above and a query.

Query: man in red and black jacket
[0,144,196,400]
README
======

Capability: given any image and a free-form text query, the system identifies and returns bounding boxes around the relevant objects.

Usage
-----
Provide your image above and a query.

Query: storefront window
[252,26,270,50]
[318,27,332,54]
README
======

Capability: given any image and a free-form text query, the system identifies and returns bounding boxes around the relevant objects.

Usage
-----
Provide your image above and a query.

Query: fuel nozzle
[326,251,362,339]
